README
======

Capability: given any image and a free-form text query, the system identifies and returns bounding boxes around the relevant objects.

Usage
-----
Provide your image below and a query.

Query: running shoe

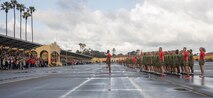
[184,75,190,79]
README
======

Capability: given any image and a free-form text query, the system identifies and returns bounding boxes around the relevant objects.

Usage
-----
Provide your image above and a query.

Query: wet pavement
[0,67,69,84]
[0,63,213,98]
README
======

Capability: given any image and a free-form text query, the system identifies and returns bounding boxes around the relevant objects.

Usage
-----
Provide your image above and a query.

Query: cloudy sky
[0,0,213,54]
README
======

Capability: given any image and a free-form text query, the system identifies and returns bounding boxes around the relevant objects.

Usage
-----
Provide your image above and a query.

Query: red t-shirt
[200,51,205,60]
[27,59,32,64]
[184,51,188,61]
[159,51,164,61]
[140,52,143,56]
[107,53,111,59]
[32,59,36,64]
[132,57,137,63]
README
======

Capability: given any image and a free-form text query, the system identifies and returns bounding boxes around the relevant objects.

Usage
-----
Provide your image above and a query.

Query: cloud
[3,0,211,53]
[0,26,5,34]
[57,0,88,11]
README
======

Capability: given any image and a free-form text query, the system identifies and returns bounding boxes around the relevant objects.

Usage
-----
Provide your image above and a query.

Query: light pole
[66,50,72,66]
[66,51,67,66]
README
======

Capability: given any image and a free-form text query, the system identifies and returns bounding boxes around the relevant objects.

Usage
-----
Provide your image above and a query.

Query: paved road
[194,62,213,77]
[0,63,212,98]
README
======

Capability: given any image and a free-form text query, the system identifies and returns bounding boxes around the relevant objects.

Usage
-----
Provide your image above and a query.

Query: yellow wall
[206,56,213,60]
[92,58,106,63]
[111,57,127,62]
[92,56,128,63]
[194,55,213,60]
[35,42,61,66]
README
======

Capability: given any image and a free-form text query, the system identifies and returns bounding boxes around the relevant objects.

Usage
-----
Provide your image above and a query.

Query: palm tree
[1,1,11,36]
[79,43,83,53]
[136,49,140,55]
[112,48,116,56]
[29,6,35,42]
[78,43,86,53]
[23,10,31,41]
[82,44,86,51]
[10,0,18,38]
[16,3,25,39]
[81,43,86,54]
[88,48,92,55]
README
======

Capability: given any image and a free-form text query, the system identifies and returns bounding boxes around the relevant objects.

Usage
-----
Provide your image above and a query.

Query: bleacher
[0,34,92,69]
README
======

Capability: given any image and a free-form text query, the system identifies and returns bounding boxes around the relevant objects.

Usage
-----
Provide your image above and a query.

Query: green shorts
[163,63,166,66]
[176,62,180,67]
[179,61,183,66]
[189,62,194,67]
[173,64,177,67]
[199,60,205,65]
[152,62,156,66]
[155,62,159,67]
[183,61,188,66]
[159,61,164,66]
[170,62,173,66]
[172,62,176,67]
[165,62,169,66]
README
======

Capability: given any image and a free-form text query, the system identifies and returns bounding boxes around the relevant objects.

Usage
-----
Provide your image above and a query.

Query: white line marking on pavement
[128,77,142,91]
[111,89,141,91]
[59,78,92,98]
[128,77,151,98]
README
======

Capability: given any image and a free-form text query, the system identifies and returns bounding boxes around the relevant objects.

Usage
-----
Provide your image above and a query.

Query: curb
[0,74,49,85]
[165,79,213,97]
[140,71,213,97]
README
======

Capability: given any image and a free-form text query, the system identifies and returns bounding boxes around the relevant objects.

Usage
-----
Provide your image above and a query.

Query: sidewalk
[166,62,213,97]
[140,69,213,97]
[0,67,71,84]
[163,74,213,97]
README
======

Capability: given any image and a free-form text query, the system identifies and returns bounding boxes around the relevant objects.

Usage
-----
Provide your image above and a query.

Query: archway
[51,51,59,66]
[40,50,48,66]
[31,51,37,58]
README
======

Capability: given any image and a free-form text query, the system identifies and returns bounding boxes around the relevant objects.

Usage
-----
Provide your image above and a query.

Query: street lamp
[66,50,72,66]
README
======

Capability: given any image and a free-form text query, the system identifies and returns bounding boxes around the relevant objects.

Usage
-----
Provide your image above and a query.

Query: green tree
[23,9,31,41]
[76,50,81,54]
[29,6,35,42]
[1,1,11,36]
[16,3,25,39]
[83,49,90,55]
[128,51,136,55]
[10,0,18,38]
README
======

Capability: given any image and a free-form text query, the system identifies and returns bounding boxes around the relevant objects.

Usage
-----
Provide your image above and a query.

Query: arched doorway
[40,50,48,66]
[51,51,59,66]
[31,51,37,58]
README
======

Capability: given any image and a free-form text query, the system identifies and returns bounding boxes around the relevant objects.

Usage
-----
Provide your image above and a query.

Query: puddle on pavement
[174,87,189,92]
[15,71,29,73]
